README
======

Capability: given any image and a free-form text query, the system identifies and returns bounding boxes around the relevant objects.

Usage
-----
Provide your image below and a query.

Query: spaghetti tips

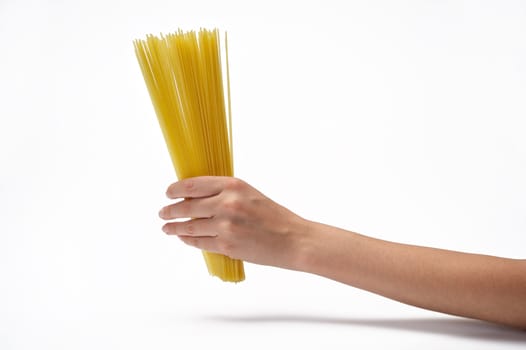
[134,29,245,282]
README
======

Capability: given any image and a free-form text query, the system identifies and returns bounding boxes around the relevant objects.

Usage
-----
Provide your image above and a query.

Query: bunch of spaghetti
[134,28,244,282]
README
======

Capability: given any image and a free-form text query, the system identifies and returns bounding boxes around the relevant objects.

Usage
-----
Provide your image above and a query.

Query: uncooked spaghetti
[134,28,244,282]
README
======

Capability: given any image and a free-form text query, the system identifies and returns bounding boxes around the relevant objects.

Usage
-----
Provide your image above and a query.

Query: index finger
[166,176,230,199]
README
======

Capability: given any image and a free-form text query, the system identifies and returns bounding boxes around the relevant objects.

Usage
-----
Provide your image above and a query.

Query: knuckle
[166,205,177,218]
[224,177,245,191]
[184,179,196,194]
[223,196,242,213]
[218,240,235,257]
[219,218,235,234]
[185,221,195,235]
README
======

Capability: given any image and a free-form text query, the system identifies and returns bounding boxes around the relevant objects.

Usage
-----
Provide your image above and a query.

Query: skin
[159,176,526,330]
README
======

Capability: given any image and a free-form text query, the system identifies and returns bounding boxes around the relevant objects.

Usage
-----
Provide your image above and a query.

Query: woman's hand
[159,176,308,269]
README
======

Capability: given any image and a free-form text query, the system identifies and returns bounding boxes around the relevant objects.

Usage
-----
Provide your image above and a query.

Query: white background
[1,0,525,349]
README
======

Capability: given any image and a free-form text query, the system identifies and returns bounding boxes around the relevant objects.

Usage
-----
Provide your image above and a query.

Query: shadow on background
[204,314,526,343]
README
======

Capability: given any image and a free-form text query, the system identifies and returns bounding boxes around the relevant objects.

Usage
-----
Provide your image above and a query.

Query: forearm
[292,220,526,329]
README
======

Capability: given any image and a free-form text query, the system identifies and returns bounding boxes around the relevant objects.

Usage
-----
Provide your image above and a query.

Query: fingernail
[159,208,165,218]
[162,224,169,234]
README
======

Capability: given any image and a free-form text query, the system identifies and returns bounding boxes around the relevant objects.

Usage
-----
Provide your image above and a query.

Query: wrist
[286,217,322,273]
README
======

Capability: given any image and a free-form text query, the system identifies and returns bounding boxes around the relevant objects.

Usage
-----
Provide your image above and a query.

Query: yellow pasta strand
[134,28,245,282]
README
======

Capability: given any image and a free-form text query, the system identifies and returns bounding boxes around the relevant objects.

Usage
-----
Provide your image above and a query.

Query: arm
[159,176,526,329]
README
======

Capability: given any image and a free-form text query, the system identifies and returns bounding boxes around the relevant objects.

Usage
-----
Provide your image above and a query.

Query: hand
[159,176,307,269]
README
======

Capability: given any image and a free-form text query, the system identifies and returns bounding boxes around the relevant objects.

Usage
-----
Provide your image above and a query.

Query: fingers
[162,218,218,237]
[162,177,249,257]
[166,176,231,199]
[159,196,217,220]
